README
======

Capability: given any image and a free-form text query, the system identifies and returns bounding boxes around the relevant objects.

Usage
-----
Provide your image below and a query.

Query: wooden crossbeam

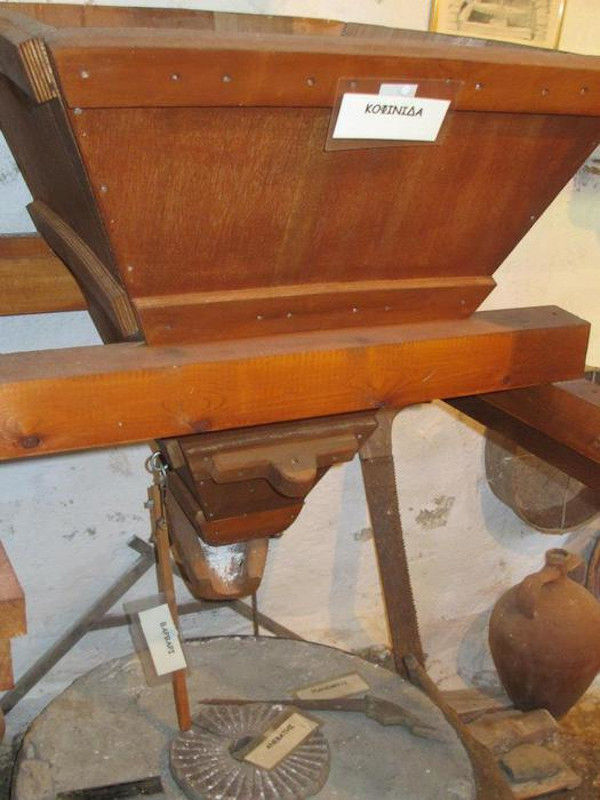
[0,306,588,461]
[0,234,85,316]
[447,377,600,491]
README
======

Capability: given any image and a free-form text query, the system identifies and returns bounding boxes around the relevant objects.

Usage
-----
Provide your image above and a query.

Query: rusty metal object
[56,777,164,799]
[170,703,330,800]
[359,410,424,675]
[191,695,442,741]
[405,654,514,800]
[489,548,600,718]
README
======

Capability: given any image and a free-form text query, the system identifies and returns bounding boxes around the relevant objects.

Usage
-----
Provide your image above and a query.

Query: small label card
[242,709,320,770]
[294,672,370,701]
[138,603,187,676]
[333,93,450,142]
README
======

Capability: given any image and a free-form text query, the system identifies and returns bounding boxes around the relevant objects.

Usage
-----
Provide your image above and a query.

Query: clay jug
[489,548,600,718]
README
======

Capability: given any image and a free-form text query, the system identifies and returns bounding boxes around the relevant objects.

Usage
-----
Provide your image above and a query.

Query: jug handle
[516,549,581,619]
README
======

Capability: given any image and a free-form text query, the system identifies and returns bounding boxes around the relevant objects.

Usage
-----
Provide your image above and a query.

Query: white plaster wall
[0,0,599,737]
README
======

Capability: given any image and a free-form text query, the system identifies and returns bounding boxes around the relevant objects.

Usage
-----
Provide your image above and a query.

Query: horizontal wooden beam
[137,276,495,345]
[3,8,598,114]
[447,376,600,491]
[0,234,85,315]
[0,306,588,460]
[48,32,600,116]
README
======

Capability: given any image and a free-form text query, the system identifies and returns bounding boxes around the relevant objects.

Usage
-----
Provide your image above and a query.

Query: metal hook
[145,451,169,485]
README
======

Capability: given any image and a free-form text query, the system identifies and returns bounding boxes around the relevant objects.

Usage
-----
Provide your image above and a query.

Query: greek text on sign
[243,710,320,770]
[138,603,187,676]
[333,93,451,141]
[294,672,370,701]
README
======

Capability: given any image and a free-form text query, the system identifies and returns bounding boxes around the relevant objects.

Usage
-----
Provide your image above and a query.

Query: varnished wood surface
[448,377,600,491]
[136,277,495,345]
[29,201,139,341]
[0,639,13,691]
[0,8,56,102]
[0,234,85,315]
[0,75,119,279]
[0,307,588,461]
[46,25,600,116]
[71,106,599,310]
[0,541,26,639]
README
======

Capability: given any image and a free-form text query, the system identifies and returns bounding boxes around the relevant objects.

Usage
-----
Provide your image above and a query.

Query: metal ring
[145,451,169,482]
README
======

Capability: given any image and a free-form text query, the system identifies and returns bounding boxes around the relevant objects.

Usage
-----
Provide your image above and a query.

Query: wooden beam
[0,639,13,691]
[47,31,600,116]
[0,541,25,639]
[0,8,57,102]
[0,234,85,315]
[0,540,25,692]
[0,306,588,460]
[447,378,600,491]
[3,7,598,114]
[136,277,495,345]
[28,201,140,340]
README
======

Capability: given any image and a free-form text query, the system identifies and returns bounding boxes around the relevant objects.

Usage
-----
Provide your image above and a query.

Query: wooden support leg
[359,410,425,676]
[148,482,192,732]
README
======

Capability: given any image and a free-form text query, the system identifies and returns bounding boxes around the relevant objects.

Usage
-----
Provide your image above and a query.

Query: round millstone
[170,703,330,799]
[12,637,475,800]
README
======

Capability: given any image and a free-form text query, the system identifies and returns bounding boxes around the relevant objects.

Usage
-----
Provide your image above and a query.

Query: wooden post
[148,482,192,732]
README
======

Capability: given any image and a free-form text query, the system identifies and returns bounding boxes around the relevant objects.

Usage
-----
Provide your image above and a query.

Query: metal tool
[194,695,443,741]
[56,776,163,799]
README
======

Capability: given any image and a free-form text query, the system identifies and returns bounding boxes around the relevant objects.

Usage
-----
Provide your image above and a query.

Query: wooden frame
[0,305,589,460]
[0,12,598,786]
[430,0,567,50]
[0,3,597,462]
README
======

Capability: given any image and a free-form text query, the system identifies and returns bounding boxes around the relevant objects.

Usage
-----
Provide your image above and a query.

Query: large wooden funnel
[0,3,597,459]
[1,3,599,348]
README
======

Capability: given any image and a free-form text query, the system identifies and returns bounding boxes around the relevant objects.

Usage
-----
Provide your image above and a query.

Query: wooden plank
[46,31,600,115]
[468,709,558,755]
[0,9,57,101]
[0,541,25,639]
[0,306,588,460]
[136,277,495,344]
[0,638,13,691]
[500,744,581,799]
[0,69,120,284]
[69,105,600,310]
[29,201,140,341]
[3,6,598,114]
[441,688,512,723]
[448,378,600,490]
[0,234,85,315]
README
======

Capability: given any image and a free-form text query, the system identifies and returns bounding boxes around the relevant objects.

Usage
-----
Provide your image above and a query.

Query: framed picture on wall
[430,1,567,49]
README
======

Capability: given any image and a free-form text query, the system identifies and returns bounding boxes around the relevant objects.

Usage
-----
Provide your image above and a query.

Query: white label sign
[294,672,370,701]
[138,604,187,676]
[243,711,319,770]
[332,93,450,142]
